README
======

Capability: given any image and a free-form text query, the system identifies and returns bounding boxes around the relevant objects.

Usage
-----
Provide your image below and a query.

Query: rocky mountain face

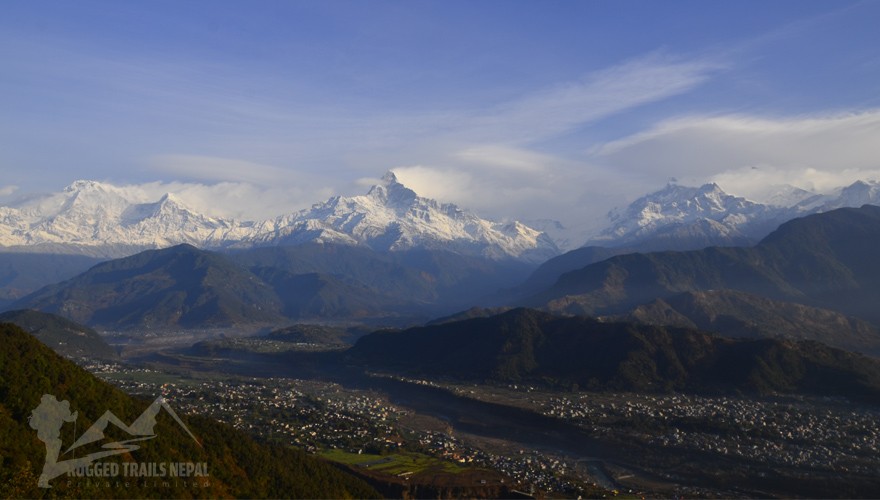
[4,175,878,262]
[0,174,557,262]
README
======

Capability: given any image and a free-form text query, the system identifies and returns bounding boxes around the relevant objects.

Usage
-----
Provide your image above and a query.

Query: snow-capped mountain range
[0,173,558,262]
[2,172,879,260]
[0,180,255,256]
[587,180,880,251]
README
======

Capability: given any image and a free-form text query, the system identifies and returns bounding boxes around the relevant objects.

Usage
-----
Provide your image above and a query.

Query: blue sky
[2,0,880,228]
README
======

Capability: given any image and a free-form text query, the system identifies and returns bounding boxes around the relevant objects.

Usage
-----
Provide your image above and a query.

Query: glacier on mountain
[3,174,880,259]
[243,172,557,262]
[0,173,558,262]
[587,180,880,251]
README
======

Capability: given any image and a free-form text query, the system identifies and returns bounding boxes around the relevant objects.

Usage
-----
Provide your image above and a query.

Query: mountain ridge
[612,289,880,357]
[0,173,557,262]
[349,307,880,400]
[528,204,880,326]
[7,242,535,329]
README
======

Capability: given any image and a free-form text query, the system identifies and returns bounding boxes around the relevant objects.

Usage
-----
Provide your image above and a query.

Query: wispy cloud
[454,53,721,145]
[0,185,18,197]
[592,109,880,198]
[382,54,722,226]
[1,29,724,228]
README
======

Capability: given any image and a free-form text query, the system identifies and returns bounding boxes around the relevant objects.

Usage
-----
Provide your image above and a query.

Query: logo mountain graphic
[28,394,199,488]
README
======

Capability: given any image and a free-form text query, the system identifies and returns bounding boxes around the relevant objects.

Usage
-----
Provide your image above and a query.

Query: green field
[99,369,203,386]
[320,449,469,476]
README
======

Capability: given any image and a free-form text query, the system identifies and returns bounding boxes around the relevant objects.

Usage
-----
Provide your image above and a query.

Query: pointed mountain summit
[247,171,558,262]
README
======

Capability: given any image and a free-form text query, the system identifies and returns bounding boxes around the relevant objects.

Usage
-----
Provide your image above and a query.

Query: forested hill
[350,308,880,401]
[528,205,880,324]
[0,322,378,499]
[0,309,117,360]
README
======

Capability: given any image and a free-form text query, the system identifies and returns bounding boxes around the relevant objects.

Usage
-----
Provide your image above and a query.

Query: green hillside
[0,322,377,498]
[0,309,117,360]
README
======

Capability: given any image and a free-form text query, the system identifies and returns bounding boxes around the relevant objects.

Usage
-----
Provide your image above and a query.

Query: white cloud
[458,53,721,145]
[82,179,331,221]
[137,155,344,219]
[365,54,722,231]
[592,110,880,198]
[360,53,722,233]
[711,166,880,200]
[391,166,477,205]
[391,154,623,238]
[453,145,553,173]
[0,185,18,197]
[149,155,295,185]
[3,36,727,235]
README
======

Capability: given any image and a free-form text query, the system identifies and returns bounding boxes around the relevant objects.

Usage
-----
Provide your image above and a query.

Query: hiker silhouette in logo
[28,395,77,488]
[27,394,200,488]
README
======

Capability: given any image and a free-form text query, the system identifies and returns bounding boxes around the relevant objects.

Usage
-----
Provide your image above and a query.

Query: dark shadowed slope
[10,244,285,329]
[527,205,880,324]
[614,290,880,357]
[0,252,103,304]
[350,308,880,401]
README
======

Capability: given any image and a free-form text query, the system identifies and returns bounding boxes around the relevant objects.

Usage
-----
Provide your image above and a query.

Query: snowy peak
[0,181,254,256]
[607,183,765,227]
[249,173,558,262]
[746,184,818,207]
[366,171,419,209]
[590,179,880,251]
[826,180,880,209]
[0,174,557,261]
[592,182,783,250]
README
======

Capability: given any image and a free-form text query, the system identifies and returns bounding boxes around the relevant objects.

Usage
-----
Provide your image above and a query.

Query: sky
[2,0,880,232]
